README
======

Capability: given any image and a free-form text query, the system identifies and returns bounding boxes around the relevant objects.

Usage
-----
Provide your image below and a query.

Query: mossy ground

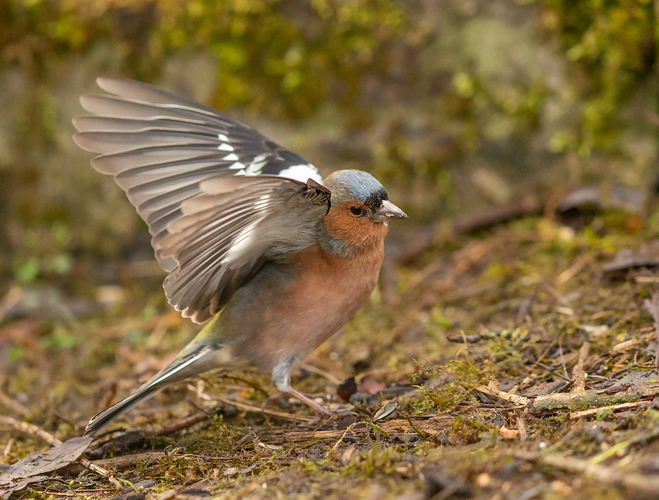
[3,207,659,499]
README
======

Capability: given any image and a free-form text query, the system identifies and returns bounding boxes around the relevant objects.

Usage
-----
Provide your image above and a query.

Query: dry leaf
[499,426,519,439]
[0,436,92,499]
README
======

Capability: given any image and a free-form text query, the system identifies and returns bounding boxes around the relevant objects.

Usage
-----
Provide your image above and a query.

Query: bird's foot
[261,390,329,410]
[287,388,357,425]
[262,388,357,424]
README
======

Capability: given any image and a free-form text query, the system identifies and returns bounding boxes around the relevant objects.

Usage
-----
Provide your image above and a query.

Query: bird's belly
[225,243,383,371]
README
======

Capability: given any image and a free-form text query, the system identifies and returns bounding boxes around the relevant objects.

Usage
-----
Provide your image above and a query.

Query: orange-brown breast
[244,241,385,370]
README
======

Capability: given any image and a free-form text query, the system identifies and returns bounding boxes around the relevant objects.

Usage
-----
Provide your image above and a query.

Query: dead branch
[531,384,659,413]
[476,382,659,415]
[283,429,355,442]
[474,384,529,407]
[570,401,645,419]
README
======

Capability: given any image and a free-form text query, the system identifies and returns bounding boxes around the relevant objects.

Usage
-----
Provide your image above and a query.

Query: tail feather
[85,315,227,435]
[84,345,216,435]
[84,378,167,435]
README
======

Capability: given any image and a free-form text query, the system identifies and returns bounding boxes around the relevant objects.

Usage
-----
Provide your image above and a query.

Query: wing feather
[74,78,330,321]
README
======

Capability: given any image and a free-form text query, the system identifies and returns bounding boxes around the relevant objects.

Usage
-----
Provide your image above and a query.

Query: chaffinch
[73,77,407,434]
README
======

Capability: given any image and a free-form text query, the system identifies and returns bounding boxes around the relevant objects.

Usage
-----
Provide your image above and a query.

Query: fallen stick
[474,384,529,407]
[0,416,60,447]
[475,382,659,414]
[531,384,659,413]
[570,401,645,420]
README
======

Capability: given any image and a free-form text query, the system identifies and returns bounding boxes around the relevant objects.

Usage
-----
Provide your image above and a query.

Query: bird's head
[320,170,407,255]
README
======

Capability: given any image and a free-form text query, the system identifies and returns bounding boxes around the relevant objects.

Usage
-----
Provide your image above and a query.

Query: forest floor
[3,203,659,499]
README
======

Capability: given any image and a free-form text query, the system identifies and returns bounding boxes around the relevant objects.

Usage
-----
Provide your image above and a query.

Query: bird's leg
[286,387,333,416]
[268,357,356,420]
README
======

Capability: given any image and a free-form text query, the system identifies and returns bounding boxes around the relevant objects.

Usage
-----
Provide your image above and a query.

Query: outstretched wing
[73,77,329,323]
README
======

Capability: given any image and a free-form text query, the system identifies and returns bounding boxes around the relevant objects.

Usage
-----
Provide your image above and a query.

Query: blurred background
[2,3,659,495]
[0,0,658,372]
[0,0,657,304]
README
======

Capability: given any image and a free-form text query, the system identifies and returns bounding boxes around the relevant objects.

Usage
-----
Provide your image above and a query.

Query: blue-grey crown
[325,170,388,209]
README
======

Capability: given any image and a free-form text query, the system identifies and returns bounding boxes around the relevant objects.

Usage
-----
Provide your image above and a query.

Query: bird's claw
[304,407,358,427]
[262,388,356,424]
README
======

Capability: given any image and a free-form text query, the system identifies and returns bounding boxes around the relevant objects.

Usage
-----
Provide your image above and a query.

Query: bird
[73,77,407,434]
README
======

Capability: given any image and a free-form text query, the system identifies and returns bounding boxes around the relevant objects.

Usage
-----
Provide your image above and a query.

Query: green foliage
[539,0,656,155]
[0,0,408,119]
[155,0,407,119]
[412,359,490,414]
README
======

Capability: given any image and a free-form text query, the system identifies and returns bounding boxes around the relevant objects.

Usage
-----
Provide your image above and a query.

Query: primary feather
[73,77,329,322]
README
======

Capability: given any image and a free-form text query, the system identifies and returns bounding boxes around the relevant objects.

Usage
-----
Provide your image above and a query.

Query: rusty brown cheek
[324,207,389,249]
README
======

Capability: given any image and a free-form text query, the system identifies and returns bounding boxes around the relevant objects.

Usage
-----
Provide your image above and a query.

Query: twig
[478,382,659,415]
[570,401,645,419]
[0,416,113,479]
[571,341,590,392]
[474,384,529,406]
[362,422,392,440]
[529,339,557,371]
[516,415,528,441]
[537,362,572,382]
[531,384,659,413]
[404,413,431,441]
[329,422,361,459]
[0,416,60,446]
[558,339,569,380]
[0,287,23,323]
[151,411,209,436]
[0,389,31,418]
[39,491,117,498]
[282,429,360,442]
[459,330,472,363]
[92,451,166,470]
[556,256,590,285]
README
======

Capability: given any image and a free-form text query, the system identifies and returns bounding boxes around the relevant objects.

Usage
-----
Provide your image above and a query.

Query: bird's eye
[350,206,363,216]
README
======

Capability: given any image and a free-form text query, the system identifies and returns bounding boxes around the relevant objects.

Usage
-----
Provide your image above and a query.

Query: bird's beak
[373,200,408,223]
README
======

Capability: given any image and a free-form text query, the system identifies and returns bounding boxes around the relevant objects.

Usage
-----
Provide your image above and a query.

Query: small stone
[475,473,491,487]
